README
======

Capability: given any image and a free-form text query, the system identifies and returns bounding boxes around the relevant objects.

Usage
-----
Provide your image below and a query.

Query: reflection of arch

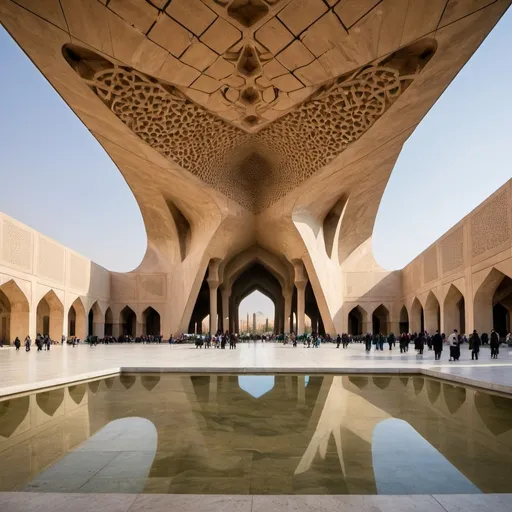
[68,384,86,405]
[475,392,512,436]
[413,377,424,395]
[143,307,161,335]
[474,268,511,334]
[410,298,424,333]
[372,304,389,335]
[0,396,30,438]
[141,376,160,391]
[443,383,466,414]
[36,388,65,417]
[120,306,137,337]
[120,375,136,389]
[348,305,367,335]
[399,305,409,334]
[104,307,113,336]
[37,290,64,340]
[373,377,391,390]
[348,376,368,389]
[68,297,86,338]
[0,280,30,344]
[426,379,441,404]
[424,291,440,333]
[88,301,103,336]
[443,284,465,334]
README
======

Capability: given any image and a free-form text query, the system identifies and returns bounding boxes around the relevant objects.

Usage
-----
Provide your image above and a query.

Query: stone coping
[1,365,512,399]
[0,492,511,512]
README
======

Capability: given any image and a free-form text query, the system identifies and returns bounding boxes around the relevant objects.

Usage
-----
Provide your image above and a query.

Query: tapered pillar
[296,282,307,335]
[207,259,220,335]
[283,289,292,334]
[221,287,230,332]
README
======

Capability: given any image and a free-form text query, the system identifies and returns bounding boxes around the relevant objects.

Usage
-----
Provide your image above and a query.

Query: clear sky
[1,9,511,319]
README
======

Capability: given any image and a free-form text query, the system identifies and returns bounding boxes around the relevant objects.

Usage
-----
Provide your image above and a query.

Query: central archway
[238,290,275,334]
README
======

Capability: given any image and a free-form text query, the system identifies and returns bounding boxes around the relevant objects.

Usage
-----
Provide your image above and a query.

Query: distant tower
[253,313,256,332]
[265,318,269,332]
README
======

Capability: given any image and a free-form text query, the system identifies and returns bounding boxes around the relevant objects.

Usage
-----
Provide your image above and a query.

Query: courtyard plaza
[2,341,512,397]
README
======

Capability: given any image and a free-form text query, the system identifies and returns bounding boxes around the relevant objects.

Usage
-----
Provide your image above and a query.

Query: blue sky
[0,9,511,317]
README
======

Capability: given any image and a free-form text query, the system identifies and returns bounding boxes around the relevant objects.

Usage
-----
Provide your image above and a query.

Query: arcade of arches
[0,263,511,343]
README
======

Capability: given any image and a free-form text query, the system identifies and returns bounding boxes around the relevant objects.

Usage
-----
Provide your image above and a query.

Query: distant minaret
[265,318,269,332]
[253,313,256,332]
[246,313,249,332]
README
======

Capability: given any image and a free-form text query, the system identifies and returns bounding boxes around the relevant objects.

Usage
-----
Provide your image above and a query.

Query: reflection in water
[372,419,479,494]
[1,374,512,495]
[238,376,275,398]
[36,388,64,417]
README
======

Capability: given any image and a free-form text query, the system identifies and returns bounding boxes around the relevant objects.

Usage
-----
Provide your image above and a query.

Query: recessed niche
[228,0,269,28]
[242,115,260,127]
[237,45,262,78]
[240,87,261,105]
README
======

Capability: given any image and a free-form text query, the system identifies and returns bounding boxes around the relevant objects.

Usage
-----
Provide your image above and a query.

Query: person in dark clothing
[25,336,31,352]
[471,330,481,360]
[432,330,443,360]
[387,332,395,350]
[481,332,489,345]
[417,332,426,355]
[365,333,372,352]
[14,337,21,350]
[399,333,407,353]
[336,334,341,348]
[490,329,500,359]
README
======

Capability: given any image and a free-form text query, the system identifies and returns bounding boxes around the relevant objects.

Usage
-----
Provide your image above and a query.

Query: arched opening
[474,268,512,335]
[120,306,137,337]
[372,304,390,335]
[424,292,440,334]
[104,307,113,336]
[0,280,30,344]
[443,285,465,335]
[36,290,64,341]
[492,275,512,338]
[88,302,103,337]
[143,307,161,335]
[68,298,86,339]
[238,290,275,334]
[399,305,409,334]
[348,305,367,335]
[410,298,424,334]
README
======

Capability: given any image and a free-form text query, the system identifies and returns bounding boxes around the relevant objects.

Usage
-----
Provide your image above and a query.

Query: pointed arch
[348,305,368,335]
[120,306,137,337]
[142,306,161,335]
[0,280,30,343]
[68,297,86,339]
[37,290,64,341]
[474,268,511,334]
[88,301,103,337]
[399,305,409,334]
[410,298,424,334]
[104,307,113,336]
[424,291,440,334]
[443,284,465,335]
[372,304,390,335]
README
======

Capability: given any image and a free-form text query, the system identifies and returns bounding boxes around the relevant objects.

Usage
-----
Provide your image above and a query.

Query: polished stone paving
[1,493,512,512]
[1,343,512,396]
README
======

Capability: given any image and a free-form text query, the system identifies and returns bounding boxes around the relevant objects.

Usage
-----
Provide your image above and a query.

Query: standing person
[490,329,500,359]
[417,332,425,355]
[336,334,341,348]
[387,332,395,350]
[365,332,372,352]
[432,330,443,360]
[448,329,458,362]
[14,337,21,350]
[25,335,31,352]
[61,335,65,345]
[471,330,481,360]
[481,332,489,346]
[378,334,384,351]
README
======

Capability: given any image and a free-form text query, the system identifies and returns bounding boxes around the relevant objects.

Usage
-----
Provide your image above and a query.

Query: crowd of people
[3,328,511,362]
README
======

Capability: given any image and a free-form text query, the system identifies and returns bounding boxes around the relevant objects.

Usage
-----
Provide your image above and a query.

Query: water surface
[1,374,511,494]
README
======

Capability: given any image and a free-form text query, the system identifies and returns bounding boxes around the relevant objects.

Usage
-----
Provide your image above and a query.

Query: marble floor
[1,342,512,396]
[1,493,512,512]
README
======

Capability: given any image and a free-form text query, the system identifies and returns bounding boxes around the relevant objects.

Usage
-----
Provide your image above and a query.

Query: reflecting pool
[1,374,512,494]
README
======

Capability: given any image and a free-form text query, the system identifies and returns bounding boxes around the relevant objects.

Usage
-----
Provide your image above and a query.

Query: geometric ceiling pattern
[66,38,434,212]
